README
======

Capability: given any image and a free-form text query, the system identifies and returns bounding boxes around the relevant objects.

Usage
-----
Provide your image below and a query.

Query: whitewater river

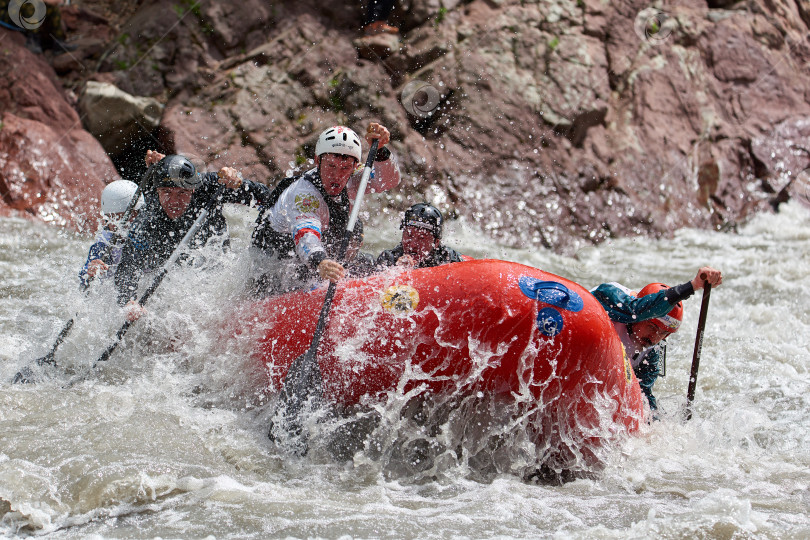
[1,200,808,539]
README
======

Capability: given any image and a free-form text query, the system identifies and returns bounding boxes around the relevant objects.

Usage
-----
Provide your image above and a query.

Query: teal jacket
[592,282,694,410]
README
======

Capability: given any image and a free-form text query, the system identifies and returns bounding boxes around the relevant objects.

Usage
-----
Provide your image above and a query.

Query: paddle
[685,275,712,421]
[12,169,152,384]
[74,184,229,381]
[275,139,380,446]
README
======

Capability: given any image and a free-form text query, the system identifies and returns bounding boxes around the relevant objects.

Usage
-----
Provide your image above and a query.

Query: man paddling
[376,203,464,268]
[591,267,723,411]
[248,123,401,296]
[78,179,144,289]
[115,152,271,320]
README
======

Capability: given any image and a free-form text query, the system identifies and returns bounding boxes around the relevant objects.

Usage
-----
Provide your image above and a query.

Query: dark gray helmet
[401,203,443,239]
[151,155,201,190]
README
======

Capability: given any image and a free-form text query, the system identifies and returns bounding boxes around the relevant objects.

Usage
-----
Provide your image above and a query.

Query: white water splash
[1,202,808,537]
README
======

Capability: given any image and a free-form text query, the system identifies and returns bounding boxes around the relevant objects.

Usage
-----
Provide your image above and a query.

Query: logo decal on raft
[380,285,420,315]
[536,307,563,337]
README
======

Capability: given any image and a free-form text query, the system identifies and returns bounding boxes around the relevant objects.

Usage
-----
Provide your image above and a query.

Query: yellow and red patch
[380,285,420,315]
[295,194,320,213]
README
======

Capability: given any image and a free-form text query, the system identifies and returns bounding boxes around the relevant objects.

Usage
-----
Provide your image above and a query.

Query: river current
[0,201,808,539]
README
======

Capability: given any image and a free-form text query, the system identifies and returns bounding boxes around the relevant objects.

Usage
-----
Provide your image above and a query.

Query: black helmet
[401,203,443,239]
[151,155,201,190]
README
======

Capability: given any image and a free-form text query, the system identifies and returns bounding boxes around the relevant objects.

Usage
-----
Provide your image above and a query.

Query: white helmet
[101,179,144,215]
[314,126,362,162]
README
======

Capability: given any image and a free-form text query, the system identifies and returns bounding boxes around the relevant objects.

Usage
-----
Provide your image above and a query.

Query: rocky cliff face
[0,30,116,229]
[2,0,809,249]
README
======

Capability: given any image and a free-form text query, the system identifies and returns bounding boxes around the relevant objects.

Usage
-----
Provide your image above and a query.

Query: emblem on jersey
[294,194,320,213]
[380,285,420,315]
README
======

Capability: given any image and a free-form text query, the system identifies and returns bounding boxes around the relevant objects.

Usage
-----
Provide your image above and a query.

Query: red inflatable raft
[235,259,646,473]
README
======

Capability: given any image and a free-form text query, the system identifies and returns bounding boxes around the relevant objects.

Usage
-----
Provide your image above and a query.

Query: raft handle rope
[518,277,584,313]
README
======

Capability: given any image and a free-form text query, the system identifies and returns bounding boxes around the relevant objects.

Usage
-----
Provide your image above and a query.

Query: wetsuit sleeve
[376,247,401,267]
[666,282,696,304]
[114,239,142,305]
[418,246,465,268]
[634,346,662,410]
[218,174,273,207]
[347,252,377,277]
[308,251,327,270]
[443,246,464,263]
[592,282,693,325]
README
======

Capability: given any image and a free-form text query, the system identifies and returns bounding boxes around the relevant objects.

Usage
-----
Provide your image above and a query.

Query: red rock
[0,113,117,230]
[0,30,117,231]
[751,117,810,193]
[159,104,272,184]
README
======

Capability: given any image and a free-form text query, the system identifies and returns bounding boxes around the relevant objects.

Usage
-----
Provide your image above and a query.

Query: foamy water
[1,202,808,538]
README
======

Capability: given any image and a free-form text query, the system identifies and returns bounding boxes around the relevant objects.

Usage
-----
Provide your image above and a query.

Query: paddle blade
[271,351,323,453]
[12,365,37,384]
[12,353,57,384]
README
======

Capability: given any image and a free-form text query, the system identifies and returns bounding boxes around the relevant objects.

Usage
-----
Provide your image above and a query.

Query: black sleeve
[444,247,464,263]
[375,146,391,162]
[222,179,273,207]
[376,247,400,267]
[666,282,695,304]
[309,251,327,269]
[201,172,272,207]
[114,240,141,305]
[349,252,378,277]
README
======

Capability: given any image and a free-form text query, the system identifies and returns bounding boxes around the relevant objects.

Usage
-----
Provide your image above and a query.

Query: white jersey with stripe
[262,156,400,263]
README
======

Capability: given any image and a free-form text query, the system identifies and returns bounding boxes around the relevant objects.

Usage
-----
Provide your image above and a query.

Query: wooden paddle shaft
[686,277,712,420]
